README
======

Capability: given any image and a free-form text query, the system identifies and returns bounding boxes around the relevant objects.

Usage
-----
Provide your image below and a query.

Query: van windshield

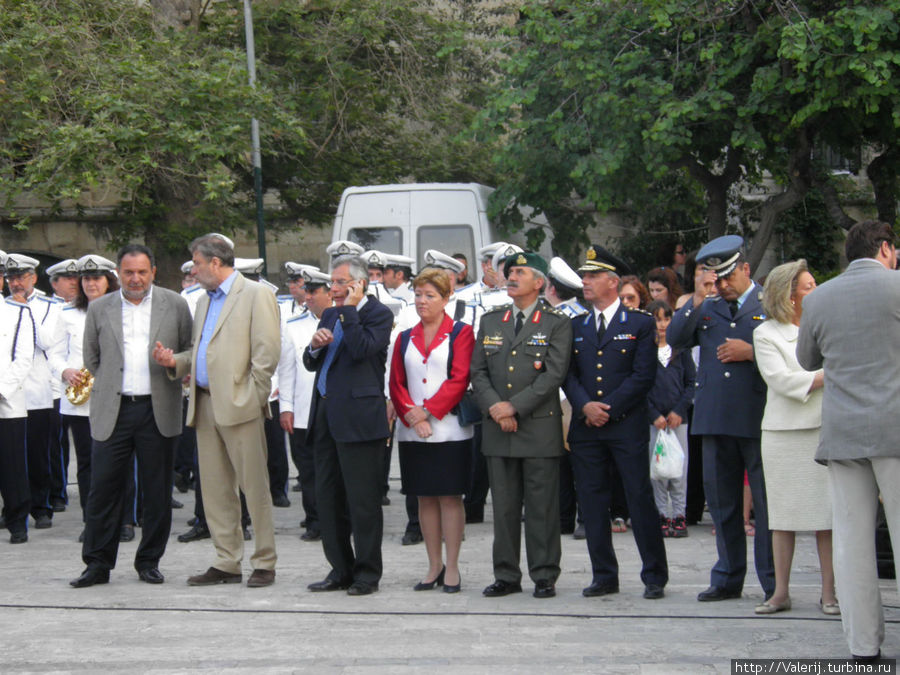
[348,227,402,254]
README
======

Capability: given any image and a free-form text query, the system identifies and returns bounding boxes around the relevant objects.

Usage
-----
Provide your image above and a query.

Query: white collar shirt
[121,287,153,396]
[594,298,621,333]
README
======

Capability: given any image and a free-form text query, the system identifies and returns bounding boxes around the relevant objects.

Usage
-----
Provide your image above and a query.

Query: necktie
[597,312,606,341]
[316,319,343,397]
[728,300,738,317]
[514,311,525,335]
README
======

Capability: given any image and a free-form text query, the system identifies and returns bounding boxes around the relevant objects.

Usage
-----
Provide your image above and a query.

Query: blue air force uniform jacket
[563,305,657,443]
[666,286,767,438]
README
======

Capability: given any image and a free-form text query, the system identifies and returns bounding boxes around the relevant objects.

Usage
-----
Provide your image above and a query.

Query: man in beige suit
[153,234,281,588]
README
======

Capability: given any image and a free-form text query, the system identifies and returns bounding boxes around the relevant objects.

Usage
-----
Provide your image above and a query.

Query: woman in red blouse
[389,268,475,593]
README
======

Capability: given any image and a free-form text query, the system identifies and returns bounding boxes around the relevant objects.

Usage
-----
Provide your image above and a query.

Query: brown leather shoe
[247,569,276,588]
[187,567,242,586]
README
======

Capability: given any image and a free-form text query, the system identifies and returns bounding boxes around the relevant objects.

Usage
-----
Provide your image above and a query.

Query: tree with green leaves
[479,0,900,269]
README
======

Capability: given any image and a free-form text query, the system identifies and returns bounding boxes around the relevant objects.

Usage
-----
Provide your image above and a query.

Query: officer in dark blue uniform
[667,235,774,601]
[563,246,668,600]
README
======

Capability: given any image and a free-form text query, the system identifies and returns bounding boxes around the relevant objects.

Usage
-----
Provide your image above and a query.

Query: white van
[331,183,552,282]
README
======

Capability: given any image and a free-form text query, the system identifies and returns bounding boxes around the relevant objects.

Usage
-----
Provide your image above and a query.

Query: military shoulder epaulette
[34,294,59,304]
[484,302,513,315]
[183,284,203,295]
[62,305,78,312]
[5,297,29,308]
[541,303,566,317]
[286,313,306,324]
[626,306,653,316]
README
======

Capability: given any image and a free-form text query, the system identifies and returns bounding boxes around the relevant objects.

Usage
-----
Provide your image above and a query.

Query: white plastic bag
[651,428,685,481]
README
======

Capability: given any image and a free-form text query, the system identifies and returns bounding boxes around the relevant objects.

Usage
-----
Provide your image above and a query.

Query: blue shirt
[195,270,238,388]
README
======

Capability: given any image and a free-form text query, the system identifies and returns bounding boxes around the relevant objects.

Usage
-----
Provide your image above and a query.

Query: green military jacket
[471,298,572,458]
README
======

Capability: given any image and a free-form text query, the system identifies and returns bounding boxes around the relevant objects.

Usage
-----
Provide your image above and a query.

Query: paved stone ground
[1,451,898,673]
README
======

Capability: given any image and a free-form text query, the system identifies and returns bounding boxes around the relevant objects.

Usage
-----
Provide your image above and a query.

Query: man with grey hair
[153,233,281,588]
[303,255,393,595]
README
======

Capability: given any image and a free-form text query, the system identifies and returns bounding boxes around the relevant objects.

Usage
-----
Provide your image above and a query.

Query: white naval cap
[492,244,523,273]
[4,253,41,275]
[362,250,389,268]
[235,257,265,275]
[478,242,506,262]
[326,240,365,258]
[76,254,116,274]
[384,253,415,269]
[181,261,194,274]
[548,256,582,291]
[423,249,465,274]
[47,259,80,277]
[208,232,235,249]
[0,250,6,268]
[284,261,320,279]
[301,268,332,287]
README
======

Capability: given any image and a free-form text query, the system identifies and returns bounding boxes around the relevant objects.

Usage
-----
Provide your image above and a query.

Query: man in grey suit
[70,245,193,587]
[797,220,900,661]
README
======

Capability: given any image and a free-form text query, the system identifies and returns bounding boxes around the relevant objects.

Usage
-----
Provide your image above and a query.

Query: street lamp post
[242,0,267,276]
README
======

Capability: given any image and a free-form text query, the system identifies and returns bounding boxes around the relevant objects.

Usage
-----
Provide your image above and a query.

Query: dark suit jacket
[302,295,393,444]
[667,284,766,438]
[84,287,193,442]
[563,305,657,442]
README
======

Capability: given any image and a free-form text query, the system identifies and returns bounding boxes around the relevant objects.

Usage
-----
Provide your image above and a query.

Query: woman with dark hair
[619,275,651,310]
[390,267,474,593]
[646,267,684,308]
[49,254,120,540]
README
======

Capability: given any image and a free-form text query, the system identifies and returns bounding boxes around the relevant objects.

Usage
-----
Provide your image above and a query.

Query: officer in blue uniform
[667,235,774,601]
[563,245,668,600]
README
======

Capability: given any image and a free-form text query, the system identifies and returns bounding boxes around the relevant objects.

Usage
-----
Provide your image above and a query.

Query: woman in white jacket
[752,259,837,616]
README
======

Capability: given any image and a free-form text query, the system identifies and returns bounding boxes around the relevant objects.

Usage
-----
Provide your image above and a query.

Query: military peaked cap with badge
[235,257,265,275]
[503,250,549,277]
[4,254,40,276]
[549,257,583,291]
[479,242,506,262]
[0,249,7,272]
[576,245,633,277]
[47,259,79,278]
[301,268,332,288]
[284,261,319,280]
[696,235,745,277]
[76,254,116,274]
[362,250,388,269]
[384,253,415,271]
[181,261,194,274]
[423,249,465,274]
[492,244,523,273]
[326,240,365,260]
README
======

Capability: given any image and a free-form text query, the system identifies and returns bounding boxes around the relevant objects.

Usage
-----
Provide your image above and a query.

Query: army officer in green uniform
[471,252,572,599]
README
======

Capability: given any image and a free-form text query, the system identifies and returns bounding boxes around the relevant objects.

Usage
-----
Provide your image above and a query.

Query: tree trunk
[680,149,744,239]
[867,150,898,226]
[814,175,857,231]
[746,129,813,271]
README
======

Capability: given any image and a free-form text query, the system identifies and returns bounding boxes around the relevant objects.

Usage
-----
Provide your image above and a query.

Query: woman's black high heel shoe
[443,571,461,594]
[414,566,445,591]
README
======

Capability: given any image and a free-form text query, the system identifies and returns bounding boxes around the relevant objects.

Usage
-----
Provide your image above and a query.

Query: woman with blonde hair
[752,259,837,615]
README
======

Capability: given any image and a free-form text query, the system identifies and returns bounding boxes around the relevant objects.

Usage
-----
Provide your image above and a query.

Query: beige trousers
[830,457,900,657]
[195,391,277,574]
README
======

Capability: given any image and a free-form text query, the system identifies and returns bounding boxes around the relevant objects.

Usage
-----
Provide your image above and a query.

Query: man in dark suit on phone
[303,255,394,596]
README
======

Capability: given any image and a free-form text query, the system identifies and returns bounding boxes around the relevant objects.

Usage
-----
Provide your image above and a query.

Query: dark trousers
[64,415,93,518]
[559,452,583,531]
[26,408,53,519]
[463,425,489,519]
[685,418,706,523]
[265,400,289,501]
[485,455,561,584]
[82,398,174,572]
[312,397,385,585]
[0,417,30,534]
[49,399,69,505]
[288,427,318,531]
[174,397,195,482]
[702,434,774,595]
[570,436,668,587]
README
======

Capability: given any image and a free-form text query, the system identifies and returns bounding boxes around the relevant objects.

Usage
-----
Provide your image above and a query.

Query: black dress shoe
[177,524,211,543]
[643,584,665,600]
[533,580,556,598]
[70,567,110,588]
[272,494,291,508]
[381,495,391,506]
[138,568,165,584]
[414,566,445,591]
[573,524,586,540]
[10,531,27,544]
[119,524,135,542]
[187,516,198,527]
[34,514,52,529]
[171,497,184,509]
[51,499,67,513]
[173,473,191,493]
[483,580,523,597]
[308,578,351,592]
[300,529,321,542]
[443,572,462,594]
[582,582,619,597]
[347,581,378,596]
[401,530,423,546]
[697,585,742,602]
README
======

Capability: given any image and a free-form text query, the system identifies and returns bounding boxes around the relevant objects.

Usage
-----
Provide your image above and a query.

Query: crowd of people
[0,220,897,660]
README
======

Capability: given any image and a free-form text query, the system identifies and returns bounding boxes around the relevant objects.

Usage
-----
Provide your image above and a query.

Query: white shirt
[120,288,153,396]
[278,309,320,427]
[48,305,90,417]
[593,298,621,334]
[23,291,62,410]
[0,299,36,418]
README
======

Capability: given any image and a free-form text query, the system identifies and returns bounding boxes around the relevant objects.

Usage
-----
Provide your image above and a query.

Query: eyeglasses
[331,278,354,287]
